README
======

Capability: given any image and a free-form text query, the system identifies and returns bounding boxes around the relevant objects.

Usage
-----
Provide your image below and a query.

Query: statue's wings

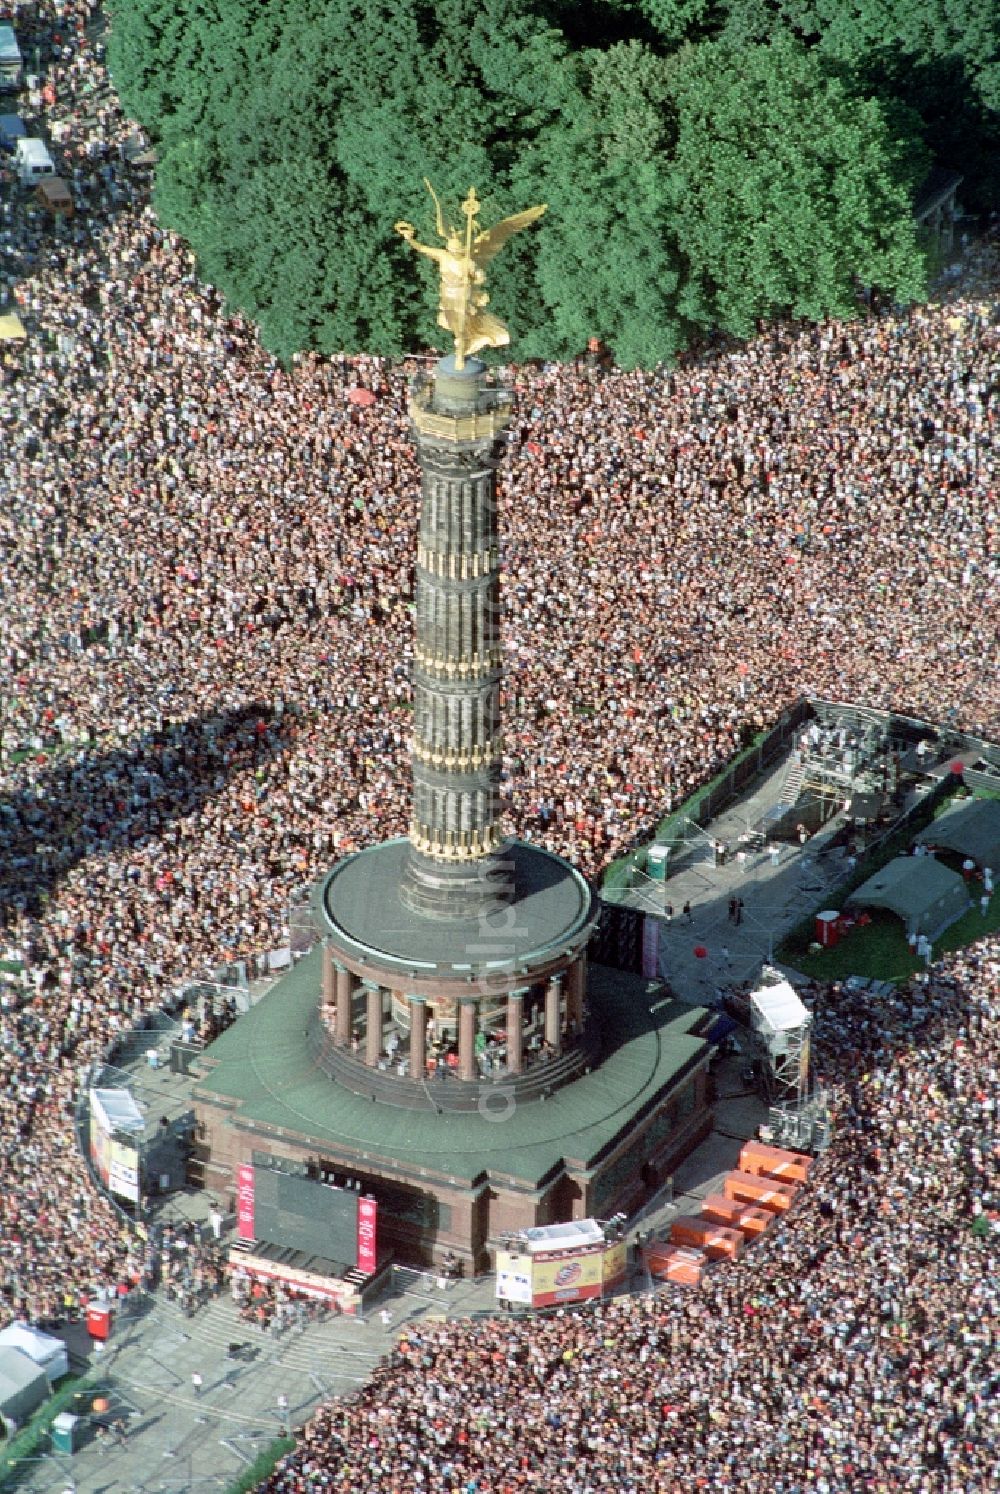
[473,203,547,266]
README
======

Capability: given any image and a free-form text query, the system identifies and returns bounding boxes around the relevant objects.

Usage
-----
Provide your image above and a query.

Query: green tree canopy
[515,43,684,367]
[665,33,929,336]
[105,0,971,366]
[717,0,1000,207]
[719,0,999,108]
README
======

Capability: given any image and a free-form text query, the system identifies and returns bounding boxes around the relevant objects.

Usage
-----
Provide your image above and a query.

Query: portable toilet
[0,113,26,150]
[85,1302,112,1341]
[51,1412,80,1454]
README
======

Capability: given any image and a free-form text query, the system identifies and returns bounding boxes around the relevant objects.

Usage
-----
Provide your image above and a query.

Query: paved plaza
[619,754,863,1002]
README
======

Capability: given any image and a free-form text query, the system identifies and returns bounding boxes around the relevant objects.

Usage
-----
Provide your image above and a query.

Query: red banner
[236,1164,255,1240]
[356,1195,377,1274]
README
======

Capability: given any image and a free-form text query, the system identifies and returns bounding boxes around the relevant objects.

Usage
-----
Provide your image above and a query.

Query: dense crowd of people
[0,2,997,1489]
[230,1263,339,1336]
[264,945,999,1493]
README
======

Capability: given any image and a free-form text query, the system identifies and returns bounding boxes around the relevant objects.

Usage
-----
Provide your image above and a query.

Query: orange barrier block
[739,1140,813,1186]
[731,1205,772,1238]
[668,1216,744,1261]
[645,1245,706,1286]
[723,1169,798,1213]
[700,1194,774,1239]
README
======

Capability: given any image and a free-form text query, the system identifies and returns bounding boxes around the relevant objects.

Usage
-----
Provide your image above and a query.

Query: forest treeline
[106,0,999,366]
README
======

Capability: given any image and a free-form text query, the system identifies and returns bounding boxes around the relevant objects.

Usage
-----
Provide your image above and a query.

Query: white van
[14,137,55,186]
[0,26,22,91]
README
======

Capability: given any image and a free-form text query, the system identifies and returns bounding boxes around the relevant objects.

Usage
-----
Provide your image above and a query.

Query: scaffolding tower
[749,971,812,1108]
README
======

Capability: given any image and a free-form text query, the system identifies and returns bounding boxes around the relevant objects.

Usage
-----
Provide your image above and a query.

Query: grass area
[223,1436,295,1493]
[778,785,999,980]
[3,736,95,768]
[782,893,1000,982]
[0,1375,93,1489]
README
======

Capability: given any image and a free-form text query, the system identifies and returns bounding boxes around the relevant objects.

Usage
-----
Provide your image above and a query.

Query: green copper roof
[194,945,710,1187]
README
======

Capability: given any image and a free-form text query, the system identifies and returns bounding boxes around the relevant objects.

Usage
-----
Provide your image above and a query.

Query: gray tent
[0,1346,50,1432]
[917,798,1000,871]
[849,856,970,940]
[0,1325,69,1383]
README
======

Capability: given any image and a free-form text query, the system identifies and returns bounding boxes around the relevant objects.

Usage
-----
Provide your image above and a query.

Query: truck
[14,137,56,186]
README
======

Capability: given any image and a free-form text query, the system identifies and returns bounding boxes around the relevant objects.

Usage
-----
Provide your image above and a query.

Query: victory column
[192,184,713,1270]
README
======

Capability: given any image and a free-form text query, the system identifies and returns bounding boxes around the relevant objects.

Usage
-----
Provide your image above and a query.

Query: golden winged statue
[395,180,546,368]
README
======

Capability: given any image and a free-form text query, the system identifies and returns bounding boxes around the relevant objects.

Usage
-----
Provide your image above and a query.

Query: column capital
[407,993,427,1006]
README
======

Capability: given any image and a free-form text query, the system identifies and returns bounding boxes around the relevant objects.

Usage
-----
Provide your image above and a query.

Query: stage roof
[750,979,809,1035]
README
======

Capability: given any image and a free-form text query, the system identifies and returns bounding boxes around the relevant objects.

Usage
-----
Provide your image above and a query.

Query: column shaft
[321,943,335,1006]
[401,362,514,920]
[567,955,586,1032]
[365,984,382,1068]
[545,976,563,1055]
[409,997,427,1080]
[506,991,524,1075]
[459,1000,477,1083]
[335,965,353,1048]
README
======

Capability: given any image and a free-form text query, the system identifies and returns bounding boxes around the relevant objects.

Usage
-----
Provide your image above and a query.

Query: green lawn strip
[781,888,1000,982]
[3,735,104,768]
[223,1436,296,1493]
[776,780,965,965]
[781,910,920,982]
[0,1374,94,1488]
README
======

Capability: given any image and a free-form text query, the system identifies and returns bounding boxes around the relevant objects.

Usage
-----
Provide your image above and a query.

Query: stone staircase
[152,1292,380,1379]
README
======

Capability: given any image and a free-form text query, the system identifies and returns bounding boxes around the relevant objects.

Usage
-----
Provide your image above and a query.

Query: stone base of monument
[192,947,715,1273]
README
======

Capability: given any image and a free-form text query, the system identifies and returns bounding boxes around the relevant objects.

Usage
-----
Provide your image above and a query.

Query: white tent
[0,1325,69,1383]
[0,312,27,341]
[750,976,812,1104]
[520,1220,605,1254]
[90,1087,144,1135]
[750,979,809,1038]
[0,1348,49,1430]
